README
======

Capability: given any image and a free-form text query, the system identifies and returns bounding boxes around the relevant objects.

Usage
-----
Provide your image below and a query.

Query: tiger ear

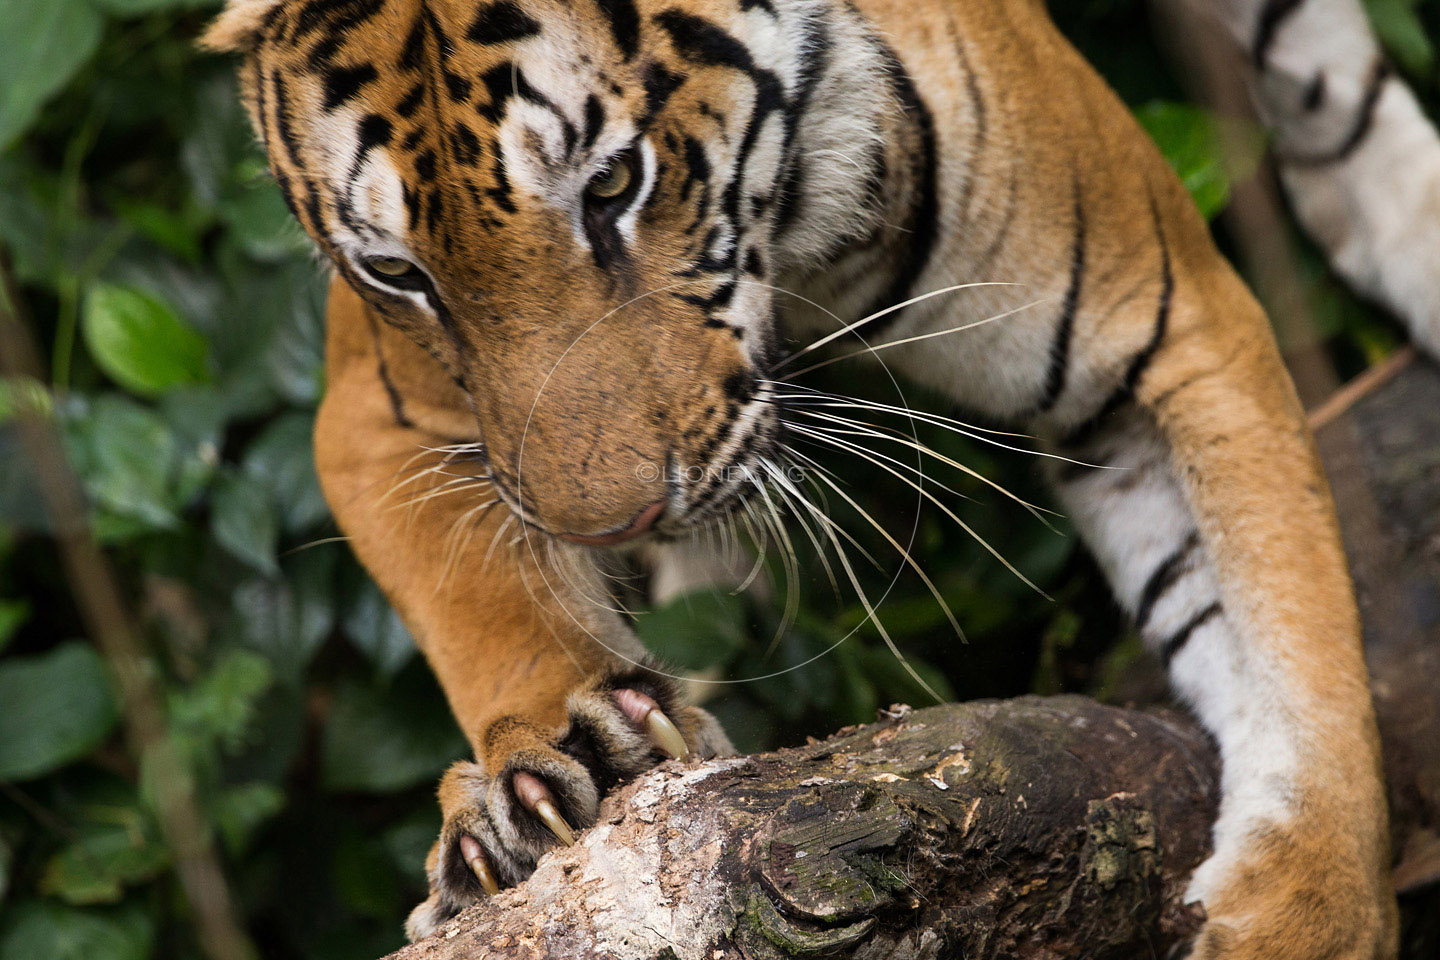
[199,0,287,54]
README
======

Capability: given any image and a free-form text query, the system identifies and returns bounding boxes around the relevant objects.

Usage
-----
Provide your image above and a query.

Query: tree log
[385,355,1440,960]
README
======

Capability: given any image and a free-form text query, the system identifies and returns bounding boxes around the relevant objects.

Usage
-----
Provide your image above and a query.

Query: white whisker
[767,460,944,704]
[781,297,1052,379]
[791,423,1051,599]
[787,409,1059,523]
[771,281,1021,370]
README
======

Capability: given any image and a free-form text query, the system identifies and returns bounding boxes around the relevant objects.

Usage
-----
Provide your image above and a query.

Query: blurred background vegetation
[0,0,1433,958]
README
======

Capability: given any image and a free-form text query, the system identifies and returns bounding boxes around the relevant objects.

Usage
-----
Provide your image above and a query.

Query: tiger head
[204,0,890,544]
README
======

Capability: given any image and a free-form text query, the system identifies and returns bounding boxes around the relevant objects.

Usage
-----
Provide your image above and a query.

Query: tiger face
[203,0,868,543]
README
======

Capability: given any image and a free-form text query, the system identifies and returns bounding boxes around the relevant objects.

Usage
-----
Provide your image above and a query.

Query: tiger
[200,0,1424,955]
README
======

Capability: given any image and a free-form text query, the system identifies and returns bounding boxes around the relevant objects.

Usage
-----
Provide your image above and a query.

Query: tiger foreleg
[1048,281,1395,958]
[314,281,732,941]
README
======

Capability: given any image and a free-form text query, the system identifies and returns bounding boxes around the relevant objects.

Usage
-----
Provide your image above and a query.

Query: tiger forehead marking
[247,0,811,262]
[206,0,903,536]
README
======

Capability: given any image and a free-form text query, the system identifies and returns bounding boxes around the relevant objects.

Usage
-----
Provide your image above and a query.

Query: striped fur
[1165,0,1440,357]
[207,0,1399,954]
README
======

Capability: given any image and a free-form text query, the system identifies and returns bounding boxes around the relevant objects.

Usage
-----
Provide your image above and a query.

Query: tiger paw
[1165,813,1397,960]
[404,667,733,941]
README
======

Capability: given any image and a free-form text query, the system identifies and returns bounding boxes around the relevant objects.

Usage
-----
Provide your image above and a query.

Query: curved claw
[644,707,691,760]
[532,798,576,846]
[512,772,576,846]
[613,689,691,760]
[458,834,500,895]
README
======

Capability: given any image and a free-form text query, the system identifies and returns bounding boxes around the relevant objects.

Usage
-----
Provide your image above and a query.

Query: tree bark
[384,356,1440,960]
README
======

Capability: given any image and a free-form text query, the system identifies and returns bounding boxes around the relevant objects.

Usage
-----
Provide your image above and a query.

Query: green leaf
[220,179,309,262]
[211,469,280,574]
[109,198,209,264]
[0,901,153,960]
[1365,0,1435,77]
[0,377,54,425]
[241,413,328,533]
[168,649,274,755]
[211,781,285,856]
[0,0,103,153]
[82,284,210,396]
[92,0,223,16]
[321,667,469,793]
[0,643,118,780]
[1135,102,1265,219]
[40,797,169,905]
[229,547,337,684]
[63,395,212,537]
[634,590,749,670]
[342,576,415,679]
[0,598,29,654]
[858,646,955,709]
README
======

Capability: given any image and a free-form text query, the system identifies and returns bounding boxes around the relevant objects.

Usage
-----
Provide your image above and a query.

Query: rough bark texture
[386,358,1440,960]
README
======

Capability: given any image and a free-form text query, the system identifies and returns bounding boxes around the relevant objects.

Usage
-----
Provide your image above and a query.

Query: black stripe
[1282,58,1389,167]
[1036,177,1086,414]
[269,70,325,239]
[400,14,427,70]
[365,311,413,428]
[357,113,393,155]
[396,83,425,117]
[487,141,516,212]
[676,279,735,312]
[641,61,686,124]
[1302,72,1326,111]
[773,14,831,234]
[596,0,641,59]
[680,135,711,201]
[655,10,769,75]
[857,39,939,338]
[449,124,482,165]
[1058,195,1172,447]
[321,63,377,111]
[655,10,787,243]
[249,58,272,154]
[467,1,542,45]
[1135,532,1200,634]
[582,94,606,150]
[476,61,576,157]
[1161,603,1221,667]
[288,0,384,43]
[1253,0,1307,68]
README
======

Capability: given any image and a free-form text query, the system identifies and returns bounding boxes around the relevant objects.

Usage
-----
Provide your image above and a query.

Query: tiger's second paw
[404,667,732,941]
[1163,814,1397,960]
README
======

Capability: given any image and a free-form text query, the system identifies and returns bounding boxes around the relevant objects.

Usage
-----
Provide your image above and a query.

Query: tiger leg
[1171,0,1440,355]
[314,281,732,940]
[1048,276,1395,958]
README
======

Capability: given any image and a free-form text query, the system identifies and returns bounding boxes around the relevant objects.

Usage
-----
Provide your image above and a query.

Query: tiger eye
[586,158,634,200]
[366,256,416,278]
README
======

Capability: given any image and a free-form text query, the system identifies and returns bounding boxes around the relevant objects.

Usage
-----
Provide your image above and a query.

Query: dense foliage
[0,1,1432,958]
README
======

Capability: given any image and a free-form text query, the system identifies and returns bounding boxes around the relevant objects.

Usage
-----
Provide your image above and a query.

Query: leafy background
[0,1,1432,958]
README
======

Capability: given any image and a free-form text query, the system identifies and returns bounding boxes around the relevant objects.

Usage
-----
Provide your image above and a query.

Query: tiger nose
[557,499,666,546]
